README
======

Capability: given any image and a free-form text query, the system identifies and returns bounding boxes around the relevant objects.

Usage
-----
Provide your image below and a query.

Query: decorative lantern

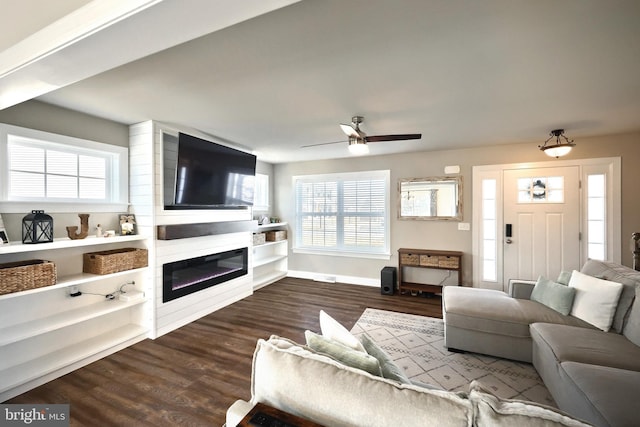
[22,210,54,244]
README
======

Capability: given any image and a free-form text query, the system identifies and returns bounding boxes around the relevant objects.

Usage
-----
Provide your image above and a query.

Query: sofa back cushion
[581,259,640,333]
[251,336,473,427]
[469,381,592,427]
[623,286,640,346]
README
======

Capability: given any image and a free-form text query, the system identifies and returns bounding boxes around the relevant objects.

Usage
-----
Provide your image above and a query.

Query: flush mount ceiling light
[348,136,369,155]
[539,129,576,158]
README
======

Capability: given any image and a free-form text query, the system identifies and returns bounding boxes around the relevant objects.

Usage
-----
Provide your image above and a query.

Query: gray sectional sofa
[443,259,640,427]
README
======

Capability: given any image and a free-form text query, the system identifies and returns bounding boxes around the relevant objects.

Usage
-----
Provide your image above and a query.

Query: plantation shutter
[294,170,389,256]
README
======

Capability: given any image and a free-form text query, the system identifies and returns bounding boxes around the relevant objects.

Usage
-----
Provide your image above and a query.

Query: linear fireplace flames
[163,247,248,302]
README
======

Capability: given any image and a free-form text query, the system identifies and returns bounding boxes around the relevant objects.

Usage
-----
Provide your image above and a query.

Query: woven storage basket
[400,253,419,266]
[419,254,439,267]
[438,255,460,269]
[265,230,287,241]
[253,232,266,245]
[0,259,56,295]
[83,248,148,275]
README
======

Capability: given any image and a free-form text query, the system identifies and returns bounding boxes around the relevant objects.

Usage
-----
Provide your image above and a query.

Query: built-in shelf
[0,230,150,402]
[0,235,146,255]
[0,267,147,301]
[252,222,288,290]
[0,325,148,395]
[257,222,287,231]
[254,254,287,269]
[0,298,148,346]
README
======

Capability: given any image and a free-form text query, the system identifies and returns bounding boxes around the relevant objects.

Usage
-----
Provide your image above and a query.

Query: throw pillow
[358,333,410,384]
[319,310,366,352]
[469,381,591,427]
[530,276,576,316]
[556,270,572,286]
[569,270,623,331]
[304,330,382,376]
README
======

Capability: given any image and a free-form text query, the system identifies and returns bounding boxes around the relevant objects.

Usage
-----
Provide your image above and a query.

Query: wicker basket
[265,230,287,241]
[400,253,419,266]
[0,259,56,295]
[83,248,148,275]
[253,232,266,245]
[419,255,439,267]
[438,255,460,269]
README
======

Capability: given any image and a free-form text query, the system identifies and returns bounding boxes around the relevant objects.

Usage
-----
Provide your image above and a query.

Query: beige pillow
[569,270,623,331]
[319,309,366,352]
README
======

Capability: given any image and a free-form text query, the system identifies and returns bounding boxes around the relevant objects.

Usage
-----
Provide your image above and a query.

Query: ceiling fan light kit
[539,129,576,158]
[348,137,369,155]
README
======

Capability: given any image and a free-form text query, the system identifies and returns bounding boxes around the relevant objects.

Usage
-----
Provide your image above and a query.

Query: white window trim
[292,169,391,259]
[0,123,128,213]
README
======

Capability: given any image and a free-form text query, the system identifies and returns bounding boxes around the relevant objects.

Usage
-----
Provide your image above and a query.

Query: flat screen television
[164,132,257,210]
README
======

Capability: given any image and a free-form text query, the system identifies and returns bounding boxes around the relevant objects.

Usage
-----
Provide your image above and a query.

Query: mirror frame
[398,176,463,221]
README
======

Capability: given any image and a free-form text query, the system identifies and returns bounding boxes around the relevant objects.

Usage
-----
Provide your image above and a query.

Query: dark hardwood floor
[8,278,443,426]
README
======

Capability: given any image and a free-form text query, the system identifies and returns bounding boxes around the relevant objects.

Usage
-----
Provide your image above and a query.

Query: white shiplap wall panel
[129,121,254,338]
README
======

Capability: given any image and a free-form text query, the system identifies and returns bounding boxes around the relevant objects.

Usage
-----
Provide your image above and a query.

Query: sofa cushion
[530,276,576,316]
[444,287,593,339]
[568,270,623,331]
[251,336,474,427]
[530,323,640,372]
[581,259,640,333]
[623,286,640,346]
[304,330,382,376]
[560,362,640,427]
[319,309,366,352]
[468,381,591,427]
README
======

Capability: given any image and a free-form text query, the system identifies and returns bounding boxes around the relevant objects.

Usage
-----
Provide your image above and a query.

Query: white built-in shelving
[253,222,288,290]
[0,234,150,401]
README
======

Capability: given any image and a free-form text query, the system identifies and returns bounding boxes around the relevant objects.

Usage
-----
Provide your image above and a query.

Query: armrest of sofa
[226,399,254,427]
[508,279,536,299]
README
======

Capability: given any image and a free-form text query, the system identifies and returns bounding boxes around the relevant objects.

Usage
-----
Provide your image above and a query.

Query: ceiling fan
[301,116,422,155]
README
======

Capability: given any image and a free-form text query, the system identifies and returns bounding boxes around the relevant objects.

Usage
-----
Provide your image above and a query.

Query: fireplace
[163,247,248,302]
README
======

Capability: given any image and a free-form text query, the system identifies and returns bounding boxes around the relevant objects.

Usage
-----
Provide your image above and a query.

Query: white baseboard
[286,270,379,288]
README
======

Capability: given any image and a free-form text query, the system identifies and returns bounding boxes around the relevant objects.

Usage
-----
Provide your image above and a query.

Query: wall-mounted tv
[163,132,257,210]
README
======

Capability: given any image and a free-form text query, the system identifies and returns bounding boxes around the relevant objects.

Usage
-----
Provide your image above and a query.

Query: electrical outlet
[458,222,471,231]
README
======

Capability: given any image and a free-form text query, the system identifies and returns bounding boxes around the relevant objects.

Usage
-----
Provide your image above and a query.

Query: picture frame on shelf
[119,214,137,235]
[0,228,9,245]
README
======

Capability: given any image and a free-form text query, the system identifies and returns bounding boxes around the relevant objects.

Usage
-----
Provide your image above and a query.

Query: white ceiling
[4,0,640,163]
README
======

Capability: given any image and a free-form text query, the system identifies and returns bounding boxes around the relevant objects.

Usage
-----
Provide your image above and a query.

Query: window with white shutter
[293,170,390,258]
[0,123,128,212]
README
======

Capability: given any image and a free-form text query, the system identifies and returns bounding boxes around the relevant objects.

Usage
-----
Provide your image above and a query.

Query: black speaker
[380,266,396,295]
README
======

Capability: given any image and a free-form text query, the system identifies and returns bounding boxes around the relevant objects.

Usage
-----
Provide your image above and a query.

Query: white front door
[502,166,581,284]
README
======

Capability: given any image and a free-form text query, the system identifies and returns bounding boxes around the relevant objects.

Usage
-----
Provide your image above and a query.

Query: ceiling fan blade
[365,133,422,142]
[340,123,360,138]
[301,140,346,148]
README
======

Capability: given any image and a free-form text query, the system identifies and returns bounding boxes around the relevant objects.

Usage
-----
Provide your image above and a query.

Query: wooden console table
[398,248,463,294]
[238,402,324,427]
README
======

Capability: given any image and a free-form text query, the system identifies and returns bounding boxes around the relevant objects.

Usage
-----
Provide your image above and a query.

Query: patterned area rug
[350,308,555,407]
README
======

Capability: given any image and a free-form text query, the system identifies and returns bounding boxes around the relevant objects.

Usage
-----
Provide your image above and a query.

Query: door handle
[505,224,513,244]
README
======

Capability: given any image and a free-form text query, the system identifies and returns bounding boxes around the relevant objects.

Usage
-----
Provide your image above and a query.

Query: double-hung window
[0,123,128,212]
[293,170,390,258]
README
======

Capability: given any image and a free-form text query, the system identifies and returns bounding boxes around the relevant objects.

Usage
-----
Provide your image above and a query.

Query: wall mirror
[398,176,462,221]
